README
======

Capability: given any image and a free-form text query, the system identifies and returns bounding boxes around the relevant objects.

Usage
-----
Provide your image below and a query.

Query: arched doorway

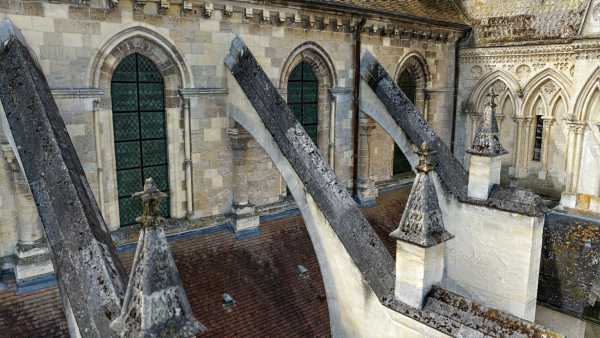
[287,61,319,143]
[393,69,415,176]
[111,53,170,225]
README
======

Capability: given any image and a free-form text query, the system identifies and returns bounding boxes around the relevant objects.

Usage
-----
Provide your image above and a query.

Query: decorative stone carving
[224,5,233,17]
[542,81,557,97]
[471,65,483,79]
[110,178,205,338]
[245,7,253,19]
[468,89,508,157]
[516,64,531,80]
[261,9,270,23]
[390,143,453,247]
[278,11,286,24]
[471,1,586,44]
[203,2,213,17]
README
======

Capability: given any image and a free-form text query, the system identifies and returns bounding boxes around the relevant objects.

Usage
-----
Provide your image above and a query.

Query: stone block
[395,241,445,309]
[560,192,577,208]
[467,155,501,200]
[232,203,260,232]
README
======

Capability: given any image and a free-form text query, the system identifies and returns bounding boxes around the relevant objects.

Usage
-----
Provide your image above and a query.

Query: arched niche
[90,27,191,228]
[575,68,600,197]
[280,42,337,162]
[394,52,430,115]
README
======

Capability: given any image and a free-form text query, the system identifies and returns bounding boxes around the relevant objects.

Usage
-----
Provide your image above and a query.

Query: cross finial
[415,142,436,173]
[486,88,499,110]
[132,177,167,228]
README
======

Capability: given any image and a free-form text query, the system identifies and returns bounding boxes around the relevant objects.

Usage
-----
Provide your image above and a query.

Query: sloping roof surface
[317,0,467,25]
[0,214,331,338]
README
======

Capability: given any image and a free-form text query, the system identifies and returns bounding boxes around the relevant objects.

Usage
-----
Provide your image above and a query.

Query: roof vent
[223,293,237,312]
[297,265,310,279]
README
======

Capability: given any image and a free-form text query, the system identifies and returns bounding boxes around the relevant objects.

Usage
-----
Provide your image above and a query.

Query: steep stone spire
[111,178,206,338]
[467,88,508,157]
[390,143,453,247]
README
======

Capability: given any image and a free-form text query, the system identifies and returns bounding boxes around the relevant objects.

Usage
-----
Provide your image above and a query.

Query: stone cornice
[179,87,228,97]
[101,0,458,43]
[460,44,575,59]
[329,87,353,95]
[51,88,104,99]
[460,39,600,62]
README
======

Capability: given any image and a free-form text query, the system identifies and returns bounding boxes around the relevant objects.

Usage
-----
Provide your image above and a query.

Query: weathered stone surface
[361,50,469,199]
[225,36,396,298]
[111,179,205,338]
[111,225,204,337]
[539,210,600,319]
[466,89,507,157]
[390,143,453,248]
[382,286,563,338]
[361,50,546,217]
[0,20,126,337]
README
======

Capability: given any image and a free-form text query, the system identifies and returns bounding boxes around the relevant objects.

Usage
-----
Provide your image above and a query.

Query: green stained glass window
[111,53,170,226]
[287,62,319,144]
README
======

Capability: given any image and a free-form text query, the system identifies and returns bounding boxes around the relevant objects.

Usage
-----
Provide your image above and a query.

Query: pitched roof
[0,213,332,338]
[324,0,467,25]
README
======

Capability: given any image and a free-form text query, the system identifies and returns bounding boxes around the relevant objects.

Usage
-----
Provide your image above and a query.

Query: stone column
[1,146,52,281]
[356,115,378,206]
[513,117,531,178]
[539,117,555,179]
[227,126,260,232]
[561,121,585,208]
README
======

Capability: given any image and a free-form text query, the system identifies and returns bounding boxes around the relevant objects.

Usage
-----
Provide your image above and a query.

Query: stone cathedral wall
[0,0,459,268]
[456,0,600,207]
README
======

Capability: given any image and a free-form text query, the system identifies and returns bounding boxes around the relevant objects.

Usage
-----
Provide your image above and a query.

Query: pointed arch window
[287,61,319,143]
[393,70,415,175]
[111,53,170,226]
[398,69,417,104]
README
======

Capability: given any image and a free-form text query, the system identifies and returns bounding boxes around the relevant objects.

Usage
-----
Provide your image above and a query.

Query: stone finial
[111,177,206,338]
[415,142,434,173]
[467,88,508,157]
[390,143,453,247]
[132,177,167,228]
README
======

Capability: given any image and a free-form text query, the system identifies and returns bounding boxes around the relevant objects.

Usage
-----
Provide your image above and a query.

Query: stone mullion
[564,122,585,193]
[513,117,528,178]
[571,123,586,194]
[356,115,378,205]
[540,117,555,175]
